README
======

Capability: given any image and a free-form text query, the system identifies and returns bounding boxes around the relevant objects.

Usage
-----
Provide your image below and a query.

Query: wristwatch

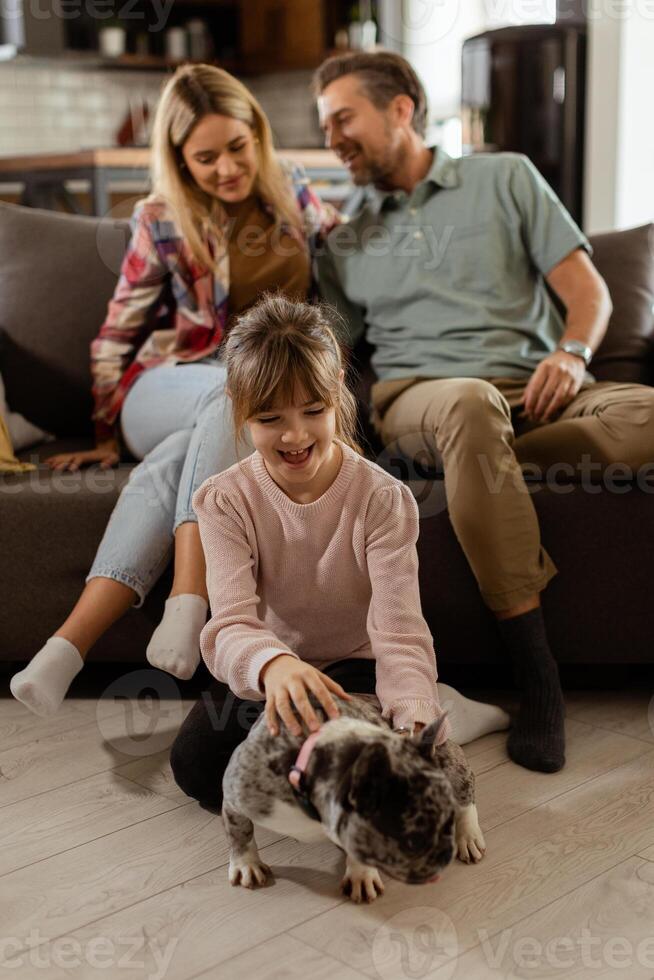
[559,340,593,366]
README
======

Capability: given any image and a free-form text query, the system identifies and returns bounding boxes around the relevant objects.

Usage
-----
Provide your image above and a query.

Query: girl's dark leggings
[169,658,377,813]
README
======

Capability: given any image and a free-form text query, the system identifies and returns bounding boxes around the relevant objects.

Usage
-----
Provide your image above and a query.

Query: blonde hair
[149,64,302,271]
[223,294,365,460]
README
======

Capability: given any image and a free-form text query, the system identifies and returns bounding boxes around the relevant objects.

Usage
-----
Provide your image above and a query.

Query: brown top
[224,196,311,322]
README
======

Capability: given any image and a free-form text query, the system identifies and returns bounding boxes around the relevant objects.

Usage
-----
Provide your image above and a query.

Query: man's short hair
[313,51,428,139]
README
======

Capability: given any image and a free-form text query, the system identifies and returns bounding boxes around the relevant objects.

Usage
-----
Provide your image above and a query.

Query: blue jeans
[86,359,254,607]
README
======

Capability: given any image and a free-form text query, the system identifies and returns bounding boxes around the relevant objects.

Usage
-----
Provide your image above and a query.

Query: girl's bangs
[247,351,336,417]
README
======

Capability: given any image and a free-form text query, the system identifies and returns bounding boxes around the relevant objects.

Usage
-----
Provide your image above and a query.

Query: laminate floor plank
[425,855,654,979]
[13,836,352,980]
[0,770,182,877]
[114,749,190,804]
[0,699,97,752]
[1,689,652,980]
[564,690,654,743]
[288,750,654,978]
[477,719,653,830]
[0,803,282,954]
[193,933,370,980]
[0,703,188,809]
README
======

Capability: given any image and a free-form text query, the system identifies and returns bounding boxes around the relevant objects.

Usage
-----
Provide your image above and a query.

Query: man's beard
[351,139,406,190]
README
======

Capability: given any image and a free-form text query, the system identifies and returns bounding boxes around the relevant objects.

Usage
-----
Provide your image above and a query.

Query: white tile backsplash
[0,62,321,156]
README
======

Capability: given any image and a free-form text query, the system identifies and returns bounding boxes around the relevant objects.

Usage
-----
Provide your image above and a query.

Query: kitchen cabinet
[0,0,364,72]
[240,0,327,71]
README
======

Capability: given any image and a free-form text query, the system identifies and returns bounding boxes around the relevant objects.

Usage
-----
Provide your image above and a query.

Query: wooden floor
[1,676,653,980]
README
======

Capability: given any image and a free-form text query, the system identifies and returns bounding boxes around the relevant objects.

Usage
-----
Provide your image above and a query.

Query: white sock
[146,594,208,680]
[10,637,84,717]
[437,683,511,745]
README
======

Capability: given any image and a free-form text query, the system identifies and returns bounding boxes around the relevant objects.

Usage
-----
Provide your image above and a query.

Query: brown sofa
[1,202,653,667]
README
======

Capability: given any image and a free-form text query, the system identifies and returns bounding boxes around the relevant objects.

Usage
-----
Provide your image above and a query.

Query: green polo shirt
[316,148,591,381]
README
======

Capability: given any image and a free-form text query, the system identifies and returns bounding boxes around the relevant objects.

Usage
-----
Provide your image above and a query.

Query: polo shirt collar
[366,146,460,214]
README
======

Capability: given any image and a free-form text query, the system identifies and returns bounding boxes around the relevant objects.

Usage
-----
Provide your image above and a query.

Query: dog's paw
[456,829,486,863]
[228,858,272,888]
[455,803,486,864]
[340,861,385,903]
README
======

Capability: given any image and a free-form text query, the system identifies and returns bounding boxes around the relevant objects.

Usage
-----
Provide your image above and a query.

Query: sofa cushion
[588,223,654,385]
[0,203,130,437]
[411,475,654,665]
[0,454,173,662]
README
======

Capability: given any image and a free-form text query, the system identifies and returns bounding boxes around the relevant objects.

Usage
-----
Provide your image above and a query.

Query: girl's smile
[277,443,315,468]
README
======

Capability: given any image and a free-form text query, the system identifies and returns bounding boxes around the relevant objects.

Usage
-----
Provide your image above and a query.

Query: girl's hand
[396,722,425,737]
[45,439,120,472]
[260,654,353,737]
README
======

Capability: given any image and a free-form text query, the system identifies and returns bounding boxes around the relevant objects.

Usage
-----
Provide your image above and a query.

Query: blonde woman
[10,65,337,716]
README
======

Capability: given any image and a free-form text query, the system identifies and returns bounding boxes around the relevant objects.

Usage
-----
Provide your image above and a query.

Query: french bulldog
[221,693,486,902]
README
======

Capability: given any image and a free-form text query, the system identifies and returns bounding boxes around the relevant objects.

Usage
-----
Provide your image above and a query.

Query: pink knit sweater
[193,439,450,739]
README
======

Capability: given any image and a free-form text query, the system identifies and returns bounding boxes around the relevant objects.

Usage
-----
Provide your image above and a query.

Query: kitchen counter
[0,148,348,215]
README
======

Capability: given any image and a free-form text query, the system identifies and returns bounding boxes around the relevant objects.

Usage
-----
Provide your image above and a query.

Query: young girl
[169,294,509,813]
[9,65,336,717]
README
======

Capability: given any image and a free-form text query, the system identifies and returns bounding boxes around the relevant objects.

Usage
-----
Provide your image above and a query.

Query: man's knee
[425,379,512,443]
[439,378,509,415]
[593,384,654,465]
[383,378,513,464]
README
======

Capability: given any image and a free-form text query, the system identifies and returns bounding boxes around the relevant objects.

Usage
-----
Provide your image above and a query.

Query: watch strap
[559,340,592,366]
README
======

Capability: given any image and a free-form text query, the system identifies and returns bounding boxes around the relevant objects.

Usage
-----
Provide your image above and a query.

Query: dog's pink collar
[288,728,323,822]
[288,728,322,791]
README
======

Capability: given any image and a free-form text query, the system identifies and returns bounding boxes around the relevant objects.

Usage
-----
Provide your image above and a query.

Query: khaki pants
[371,376,654,611]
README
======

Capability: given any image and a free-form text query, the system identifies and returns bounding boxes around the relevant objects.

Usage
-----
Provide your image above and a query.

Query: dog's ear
[415,712,449,759]
[347,743,392,817]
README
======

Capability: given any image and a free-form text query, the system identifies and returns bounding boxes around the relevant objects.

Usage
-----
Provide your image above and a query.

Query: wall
[0,59,321,157]
[584,7,654,233]
[402,0,488,123]
[401,0,557,124]
[402,0,654,233]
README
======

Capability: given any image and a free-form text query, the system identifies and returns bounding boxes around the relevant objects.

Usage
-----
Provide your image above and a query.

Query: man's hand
[45,439,120,472]
[522,350,586,423]
[524,247,612,424]
[260,654,353,737]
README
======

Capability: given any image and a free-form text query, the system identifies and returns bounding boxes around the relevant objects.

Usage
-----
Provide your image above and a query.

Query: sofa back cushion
[0,203,129,436]
[1,203,652,442]
[588,223,654,385]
